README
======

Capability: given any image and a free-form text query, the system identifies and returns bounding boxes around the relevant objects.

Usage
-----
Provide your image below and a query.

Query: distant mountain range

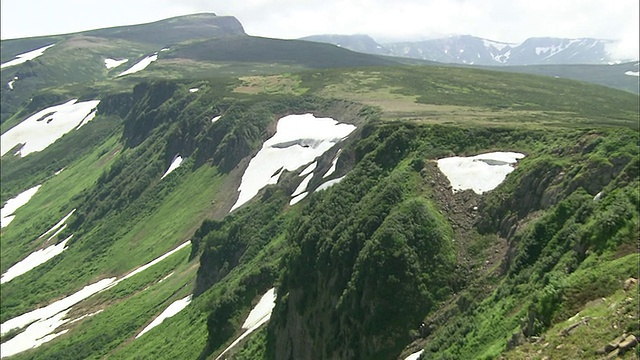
[300,34,622,66]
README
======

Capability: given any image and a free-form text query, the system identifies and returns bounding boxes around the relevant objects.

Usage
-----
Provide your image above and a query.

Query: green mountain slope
[1,15,638,360]
[0,14,398,125]
[484,62,640,94]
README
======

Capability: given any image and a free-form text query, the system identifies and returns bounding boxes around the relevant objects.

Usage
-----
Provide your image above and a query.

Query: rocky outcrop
[599,333,638,357]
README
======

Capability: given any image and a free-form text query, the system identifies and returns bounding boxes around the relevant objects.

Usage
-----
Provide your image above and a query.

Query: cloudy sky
[1,0,638,59]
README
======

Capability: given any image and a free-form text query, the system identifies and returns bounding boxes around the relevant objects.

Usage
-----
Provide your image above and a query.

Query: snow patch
[136,295,192,339]
[161,155,183,179]
[0,310,71,358]
[2,208,80,284]
[405,349,424,360]
[38,209,76,239]
[75,109,97,129]
[68,309,103,324]
[289,161,318,205]
[437,152,525,194]
[315,176,345,192]
[242,288,276,329]
[625,71,639,77]
[1,235,72,284]
[323,150,341,178]
[215,288,277,360]
[289,192,309,206]
[535,39,580,59]
[292,173,314,198]
[0,241,191,357]
[119,241,191,282]
[593,191,604,202]
[1,44,55,69]
[494,49,511,63]
[1,99,100,157]
[158,272,174,283]
[117,54,158,77]
[299,161,317,177]
[0,277,117,337]
[7,77,18,90]
[230,114,356,212]
[482,39,511,51]
[1,185,42,228]
[104,58,128,69]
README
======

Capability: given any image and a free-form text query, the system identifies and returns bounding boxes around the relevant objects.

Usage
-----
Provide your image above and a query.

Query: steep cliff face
[476,131,637,271]
[260,125,638,360]
[268,124,470,359]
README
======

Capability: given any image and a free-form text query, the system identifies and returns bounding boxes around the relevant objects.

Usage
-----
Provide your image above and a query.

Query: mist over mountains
[300,34,631,66]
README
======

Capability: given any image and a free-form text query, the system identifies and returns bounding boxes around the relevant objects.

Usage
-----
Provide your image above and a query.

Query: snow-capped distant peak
[482,39,514,51]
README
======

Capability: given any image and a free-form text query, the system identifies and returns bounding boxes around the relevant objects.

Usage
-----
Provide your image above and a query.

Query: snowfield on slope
[1,185,42,228]
[37,209,76,240]
[315,176,345,192]
[1,44,55,69]
[1,209,76,284]
[161,155,183,179]
[1,235,72,284]
[405,349,424,360]
[136,295,193,338]
[104,58,128,69]
[215,288,277,360]
[231,114,356,212]
[289,161,320,205]
[117,54,158,76]
[323,150,341,178]
[437,152,525,194]
[1,99,100,157]
[241,288,276,329]
[0,278,117,358]
[0,241,191,357]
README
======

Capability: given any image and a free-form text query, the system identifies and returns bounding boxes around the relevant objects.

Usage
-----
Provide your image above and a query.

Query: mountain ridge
[301,33,627,65]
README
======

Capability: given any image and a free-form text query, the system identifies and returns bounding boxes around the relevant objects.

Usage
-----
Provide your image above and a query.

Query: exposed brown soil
[397,161,513,359]
[421,160,508,276]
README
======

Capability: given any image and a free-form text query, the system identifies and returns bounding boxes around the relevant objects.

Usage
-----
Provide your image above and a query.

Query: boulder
[603,333,627,353]
[560,317,590,337]
[623,277,637,291]
[617,335,638,354]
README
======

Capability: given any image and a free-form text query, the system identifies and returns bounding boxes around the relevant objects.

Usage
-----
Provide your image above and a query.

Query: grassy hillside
[237,66,639,129]
[166,36,398,69]
[485,62,640,95]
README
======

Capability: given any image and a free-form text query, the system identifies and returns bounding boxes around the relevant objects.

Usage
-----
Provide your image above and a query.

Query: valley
[0,13,638,360]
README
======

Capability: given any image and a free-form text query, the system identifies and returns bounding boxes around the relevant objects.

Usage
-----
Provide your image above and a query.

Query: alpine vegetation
[0,12,637,360]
